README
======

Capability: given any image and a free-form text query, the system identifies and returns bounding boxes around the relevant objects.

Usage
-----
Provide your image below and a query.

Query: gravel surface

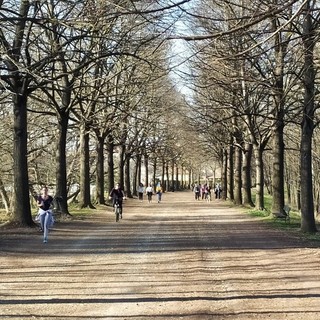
[1,191,320,320]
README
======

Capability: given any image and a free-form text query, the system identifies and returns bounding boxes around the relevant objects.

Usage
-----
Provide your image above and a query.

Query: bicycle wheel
[115,205,120,222]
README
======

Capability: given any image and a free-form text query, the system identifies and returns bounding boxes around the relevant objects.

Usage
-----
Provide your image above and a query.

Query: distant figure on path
[146,184,153,203]
[155,182,163,203]
[193,184,200,200]
[138,183,144,202]
[215,183,222,199]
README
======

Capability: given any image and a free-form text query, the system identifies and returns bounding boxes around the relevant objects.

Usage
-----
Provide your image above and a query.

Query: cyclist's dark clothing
[109,188,125,210]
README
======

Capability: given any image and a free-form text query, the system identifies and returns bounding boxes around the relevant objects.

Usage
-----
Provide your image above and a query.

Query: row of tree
[1,0,320,234]
[0,0,193,226]
[177,0,320,232]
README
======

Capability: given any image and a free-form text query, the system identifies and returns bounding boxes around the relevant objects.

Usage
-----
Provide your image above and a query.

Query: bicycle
[114,200,122,222]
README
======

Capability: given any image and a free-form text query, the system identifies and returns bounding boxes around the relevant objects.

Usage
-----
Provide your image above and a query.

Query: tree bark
[165,163,169,192]
[271,123,285,215]
[119,144,125,188]
[4,0,33,226]
[55,110,70,215]
[234,145,242,205]
[242,142,254,207]
[125,153,132,198]
[270,6,289,216]
[300,0,317,232]
[132,155,140,197]
[0,178,10,213]
[95,136,106,204]
[12,91,33,225]
[254,145,265,210]
[222,147,228,200]
[171,160,175,191]
[106,136,114,194]
[175,164,179,190]
[79,124,95,208]
[144,154,149,187]
[227,144,234,201]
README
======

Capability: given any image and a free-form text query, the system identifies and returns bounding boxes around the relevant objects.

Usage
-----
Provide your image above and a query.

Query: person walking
[137,183,144,202]
[145,184,153,203]
[215,183,222,199]
[201,184,206,200]
[155,182,163,203]
[193,184,200,200]
[36,186,54,243]
[205,185,212,202]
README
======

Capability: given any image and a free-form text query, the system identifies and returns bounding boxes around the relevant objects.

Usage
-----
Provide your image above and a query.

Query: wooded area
[0,0,319,233]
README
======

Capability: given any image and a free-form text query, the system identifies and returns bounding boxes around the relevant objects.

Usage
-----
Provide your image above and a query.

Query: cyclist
[109,183,125,219]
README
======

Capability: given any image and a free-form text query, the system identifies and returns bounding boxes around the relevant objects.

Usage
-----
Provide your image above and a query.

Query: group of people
[109,182,163,222]
[193,183,222,201]
[36,180,222,243]
[138,182,163,203]
[35,181,164,242]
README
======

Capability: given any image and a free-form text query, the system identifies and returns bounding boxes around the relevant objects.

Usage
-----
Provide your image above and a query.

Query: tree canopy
[0,0,320,233]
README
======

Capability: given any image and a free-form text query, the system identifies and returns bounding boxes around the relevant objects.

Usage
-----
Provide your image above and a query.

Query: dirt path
[1,191,320,320]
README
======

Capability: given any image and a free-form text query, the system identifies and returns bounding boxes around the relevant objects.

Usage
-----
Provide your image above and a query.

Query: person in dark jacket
[109,183,125,217]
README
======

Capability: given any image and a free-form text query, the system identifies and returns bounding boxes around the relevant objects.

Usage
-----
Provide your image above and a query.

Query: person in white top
[145,184,153,203]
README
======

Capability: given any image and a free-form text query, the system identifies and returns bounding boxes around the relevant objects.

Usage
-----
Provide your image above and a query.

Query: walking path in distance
[1,191,320,320]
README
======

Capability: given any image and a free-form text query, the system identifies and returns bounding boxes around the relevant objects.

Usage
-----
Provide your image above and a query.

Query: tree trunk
[8,1,32,226]
[106,137,114,194]
[171,160,175,191]
[254,145,265,210]
[270,8,288,216]
[79,124,94,208]
[138,155,142,186]
[12,91,33,226]
[119,144,125,188]
[55,111,70,215]
[227,144,234,201]
[234,145,242,205]
[271,123,285,215]
[300,1,317,232]
[161,160,165,189]
[132,156,140,197]
[222,147,228,200]
[0,178,10,213]
[242,142,254,207]
[125,154,132,198]
[95,136,106,204]
[285,161,292,205]
[175,164,179,190]
[144,154,149,187]
[165,163,169,192]
[152,159,157,186]
[300,130,316,232]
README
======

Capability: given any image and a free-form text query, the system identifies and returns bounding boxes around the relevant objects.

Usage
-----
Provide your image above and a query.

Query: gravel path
[1,191,320,319]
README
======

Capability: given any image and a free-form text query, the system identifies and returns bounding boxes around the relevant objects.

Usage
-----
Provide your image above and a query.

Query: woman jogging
[37,186,54,243]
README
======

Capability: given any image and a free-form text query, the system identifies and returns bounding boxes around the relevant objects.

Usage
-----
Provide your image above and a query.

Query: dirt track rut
[1,191,320,319]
